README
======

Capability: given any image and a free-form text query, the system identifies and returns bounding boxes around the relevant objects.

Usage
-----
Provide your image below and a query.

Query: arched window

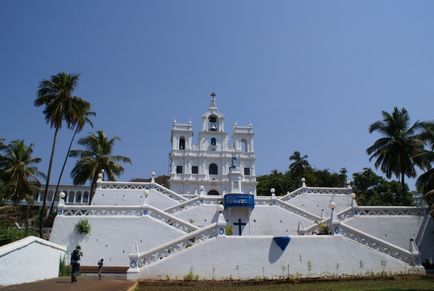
[209,163,218,175]
[211,137,216,146]
[68,191,75,203]
[179,137,185,150]
[208,115,218,131]
[83,191,89,203]
[241,139,248,152]
[76,191,82,203]
[207,190,219,196]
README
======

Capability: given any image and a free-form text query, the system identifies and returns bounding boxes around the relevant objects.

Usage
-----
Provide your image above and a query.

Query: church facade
[169,93,257,196]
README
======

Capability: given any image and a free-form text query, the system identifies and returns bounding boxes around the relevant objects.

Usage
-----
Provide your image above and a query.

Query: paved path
[0,276,134,291]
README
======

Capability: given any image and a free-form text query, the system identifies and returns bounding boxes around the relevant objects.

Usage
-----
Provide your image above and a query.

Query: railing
[339,223,419,265]
[357,206,425,216]
[164,197,222,215]
[279,186,352,202]
[336,207,354,221]
[128,222,225,270]
[97,181,188,203]
[58,204,198,233]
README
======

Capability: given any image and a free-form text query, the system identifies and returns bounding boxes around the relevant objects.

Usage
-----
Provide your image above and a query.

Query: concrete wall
[288,193,351,218]
[92,188,179,209]
[0,236,66,286]
[129,235,422,280]
[345,216,423,250]
[50,216,185,266]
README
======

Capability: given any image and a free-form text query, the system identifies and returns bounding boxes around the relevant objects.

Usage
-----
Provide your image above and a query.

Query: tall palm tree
[0,140,45,232]
[416,122,434,215]
[367,107,427,203]
[289,151,311,178]
[34,72,90,237]
[69,131,131,204]
[48,107,95,215]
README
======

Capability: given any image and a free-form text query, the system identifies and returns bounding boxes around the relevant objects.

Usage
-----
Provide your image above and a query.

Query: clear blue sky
[1,1,433,189]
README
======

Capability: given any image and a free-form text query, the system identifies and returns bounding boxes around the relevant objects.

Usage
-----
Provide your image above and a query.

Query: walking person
[70,245,83,283]
[97,258,104,280]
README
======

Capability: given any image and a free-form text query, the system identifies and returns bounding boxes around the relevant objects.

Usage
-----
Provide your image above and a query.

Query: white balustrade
[275,200,321,221]
[339,223,421,266]
[357,206,425,216]
[129,221,225,270]
[164,197,223,214]
[57,204,198,233]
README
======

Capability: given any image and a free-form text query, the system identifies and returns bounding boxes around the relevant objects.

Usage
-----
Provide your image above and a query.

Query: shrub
[0,223,38,246]
[75,219,91,235]
[183,271,199,281]
[225,224,233,235]
[59,255,71,276]
[318,222,330,235]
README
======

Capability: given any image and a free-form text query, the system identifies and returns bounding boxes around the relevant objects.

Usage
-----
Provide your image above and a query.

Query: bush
[75,219,91,235]
[59,256,71,276]
[183,271,199,281]
[0,223,38,246]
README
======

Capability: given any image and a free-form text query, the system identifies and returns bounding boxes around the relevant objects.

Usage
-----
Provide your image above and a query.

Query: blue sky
[1,1,433,189]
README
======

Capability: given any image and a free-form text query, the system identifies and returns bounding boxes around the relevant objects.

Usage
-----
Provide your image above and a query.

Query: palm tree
[69,131,131,204]
[416,122,434,215]
[34,72,90,237]
[48,107,95,215]
[367,107,427,204]
[289,151,311,178]
[0,140,45,232]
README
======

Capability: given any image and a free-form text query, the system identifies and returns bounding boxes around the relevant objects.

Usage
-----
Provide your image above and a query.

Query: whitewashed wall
[129,235,423,280]
[50,216,185,266]
[288,193,351,218]
[92,188,179,209]
[0,236,66,286]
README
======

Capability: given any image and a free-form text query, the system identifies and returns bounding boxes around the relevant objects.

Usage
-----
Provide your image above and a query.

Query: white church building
[169,93,257,196]
[48,94,434,281]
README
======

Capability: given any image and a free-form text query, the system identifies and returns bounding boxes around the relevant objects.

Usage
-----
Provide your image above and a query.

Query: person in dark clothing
[70,245,83,283]
[97,258,104,280]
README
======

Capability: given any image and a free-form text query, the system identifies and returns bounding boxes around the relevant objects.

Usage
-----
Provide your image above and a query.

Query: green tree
[34,72,90,237]
[69,131,131,204]
[367,107,427,204]
[0,140,45,232]
[352,168,410,206]
[289,151,311,178]
[49,108,95,215]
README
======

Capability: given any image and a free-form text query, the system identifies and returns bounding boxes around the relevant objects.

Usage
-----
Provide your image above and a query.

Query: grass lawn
[137,275,434,291]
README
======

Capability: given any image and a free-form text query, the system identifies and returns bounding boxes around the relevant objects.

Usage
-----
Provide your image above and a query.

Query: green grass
[137,275,434,291]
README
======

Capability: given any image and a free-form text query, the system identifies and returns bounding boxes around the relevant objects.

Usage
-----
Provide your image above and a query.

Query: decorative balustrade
[336,207,354,221]
[58,204,198,233]
[255,197,274,206]
[279,187,352,202]
[356,206,424,216]
[96,181,187,203]
[129,221,225,270]
[164,197,222,214]
[339,223,420,266]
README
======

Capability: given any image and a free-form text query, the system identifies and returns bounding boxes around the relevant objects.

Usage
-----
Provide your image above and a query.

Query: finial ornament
[151,171,156,183]
[209,92,217,109]
[301,177,306,187]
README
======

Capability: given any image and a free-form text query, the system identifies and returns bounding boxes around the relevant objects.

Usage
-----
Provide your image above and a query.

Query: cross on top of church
[209,92,217,110]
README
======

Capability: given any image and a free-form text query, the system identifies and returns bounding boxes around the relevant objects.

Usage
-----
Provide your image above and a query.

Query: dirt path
[0,276,135,291]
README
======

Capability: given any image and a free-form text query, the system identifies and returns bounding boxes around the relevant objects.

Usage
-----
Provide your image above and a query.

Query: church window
[192,166,198,174]
[68,191,75,203]
[83,191,89,203]
[241,139,248,152]
[176,166,183,174]
[47,190,53,201]
[179,137,185,150]
[208,115,219,131]
[211,137,216,146]
[209,163,218,175]
[207,190,219,196]
[244,167,251,176]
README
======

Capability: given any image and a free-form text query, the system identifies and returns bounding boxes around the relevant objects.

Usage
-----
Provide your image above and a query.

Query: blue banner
[223,194,255,209]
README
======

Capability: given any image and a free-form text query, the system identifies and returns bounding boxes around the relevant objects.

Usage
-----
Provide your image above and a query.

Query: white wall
[50,216,185,266]
[0,236,66,286]
[92,188,179,209]
[288,193,351,218]
[345,216,423,250]
[129,235,422,280]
